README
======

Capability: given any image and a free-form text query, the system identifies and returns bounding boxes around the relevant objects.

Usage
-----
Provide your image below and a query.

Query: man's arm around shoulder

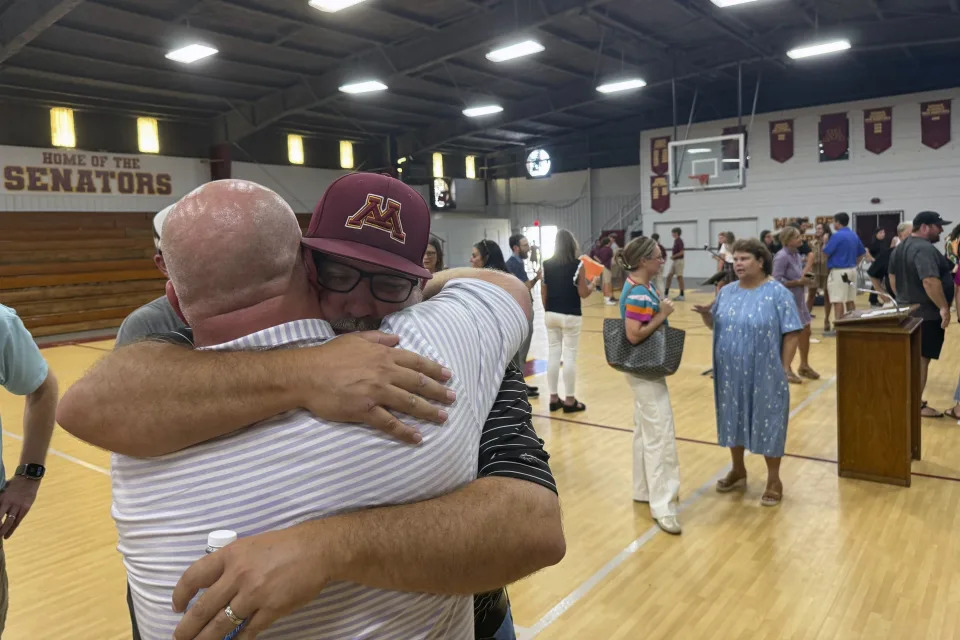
[57,334,455,456]
[422,267,533,321]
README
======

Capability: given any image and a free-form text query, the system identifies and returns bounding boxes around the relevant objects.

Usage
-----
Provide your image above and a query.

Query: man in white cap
[114,204,182,346]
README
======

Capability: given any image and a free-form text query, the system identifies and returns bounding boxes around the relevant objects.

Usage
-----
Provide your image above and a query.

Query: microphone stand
[840,273,903,314]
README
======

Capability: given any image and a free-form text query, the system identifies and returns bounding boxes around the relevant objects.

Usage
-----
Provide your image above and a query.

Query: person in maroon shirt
[651,233,667,293]
[589,237,616,305]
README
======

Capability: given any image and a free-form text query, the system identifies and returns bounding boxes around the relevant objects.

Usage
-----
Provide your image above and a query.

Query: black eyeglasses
[312,254,416,303]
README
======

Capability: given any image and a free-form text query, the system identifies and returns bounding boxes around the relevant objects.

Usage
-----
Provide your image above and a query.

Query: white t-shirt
[719,243,735,264]
[112,279,528,640]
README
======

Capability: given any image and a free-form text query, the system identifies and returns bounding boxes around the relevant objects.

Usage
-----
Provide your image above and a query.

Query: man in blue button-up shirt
[822,212,866,335]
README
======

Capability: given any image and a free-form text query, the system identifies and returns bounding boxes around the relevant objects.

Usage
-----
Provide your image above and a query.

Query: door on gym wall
[522,224,557,271]
[854,211,903,249]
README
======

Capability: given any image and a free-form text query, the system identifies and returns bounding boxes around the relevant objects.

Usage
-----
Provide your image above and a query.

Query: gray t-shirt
[888,236,953,320]
[115,296,183,347]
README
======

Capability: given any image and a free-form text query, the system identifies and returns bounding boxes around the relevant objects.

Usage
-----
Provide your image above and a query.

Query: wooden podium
[834,305,921,486]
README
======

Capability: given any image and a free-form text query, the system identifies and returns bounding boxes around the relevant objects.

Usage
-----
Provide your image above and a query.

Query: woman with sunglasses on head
[471,239,508,272]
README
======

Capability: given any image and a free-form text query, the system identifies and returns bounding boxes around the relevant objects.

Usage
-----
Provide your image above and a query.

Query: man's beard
[330,316,383,333]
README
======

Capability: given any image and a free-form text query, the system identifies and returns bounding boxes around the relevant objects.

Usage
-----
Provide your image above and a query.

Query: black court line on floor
[70,343,112,352]
[532,413,960,485]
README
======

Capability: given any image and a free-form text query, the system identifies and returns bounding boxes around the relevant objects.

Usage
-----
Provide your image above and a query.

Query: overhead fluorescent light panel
[165,44,218,64]
[463,105,504,117]
[596,78,647,94]
[339,80,388,94]
[486,40,544,62]
[787,39,851,59]
[711,0,764,7]
[309,0,367,12]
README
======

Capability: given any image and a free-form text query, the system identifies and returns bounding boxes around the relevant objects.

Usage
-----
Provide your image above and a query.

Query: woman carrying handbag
[614,237,683,535]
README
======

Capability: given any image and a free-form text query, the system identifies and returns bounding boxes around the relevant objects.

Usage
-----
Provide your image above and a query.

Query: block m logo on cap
[344,193,406,244]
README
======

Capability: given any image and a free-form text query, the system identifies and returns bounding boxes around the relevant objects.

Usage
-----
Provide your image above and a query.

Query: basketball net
[688,174,710,188]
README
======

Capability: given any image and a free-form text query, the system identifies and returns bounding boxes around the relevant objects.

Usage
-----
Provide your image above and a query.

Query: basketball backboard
[667,134,746,193]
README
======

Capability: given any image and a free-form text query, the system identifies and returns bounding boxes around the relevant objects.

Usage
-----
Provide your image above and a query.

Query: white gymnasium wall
[641,87,960,278]
[231,162,349,213]
[0,145,208,212]
[489,165,643,250]
[431,214,512,268]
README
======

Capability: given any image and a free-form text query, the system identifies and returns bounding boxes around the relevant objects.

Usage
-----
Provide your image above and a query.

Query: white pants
[625,374,680,518]
[544,311,583,397]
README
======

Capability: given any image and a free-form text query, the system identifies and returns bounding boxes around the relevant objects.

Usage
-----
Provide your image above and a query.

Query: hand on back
[300,332,455,445]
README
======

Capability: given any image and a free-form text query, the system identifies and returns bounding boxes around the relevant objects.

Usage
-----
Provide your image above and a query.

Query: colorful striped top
[619,277,662,325]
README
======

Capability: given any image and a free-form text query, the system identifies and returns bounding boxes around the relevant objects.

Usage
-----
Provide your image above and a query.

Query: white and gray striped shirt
[112,279,528,640]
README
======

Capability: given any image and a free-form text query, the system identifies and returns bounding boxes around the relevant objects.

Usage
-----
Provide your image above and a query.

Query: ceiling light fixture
[308,0,367,12]
[463,105,504,117]
[596,78,647,94]
[687,148,712,154]
[338,80,388,94]
[710,0,764,7]
[486,40,545,63]
[165,44,218,64]
[787,39,851,59]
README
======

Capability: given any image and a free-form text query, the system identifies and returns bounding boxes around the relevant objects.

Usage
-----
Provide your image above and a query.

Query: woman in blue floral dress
[693,238,802,507]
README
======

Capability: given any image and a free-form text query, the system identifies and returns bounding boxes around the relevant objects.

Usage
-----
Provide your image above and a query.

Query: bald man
[111,197,482,640]
[60,178,561,639]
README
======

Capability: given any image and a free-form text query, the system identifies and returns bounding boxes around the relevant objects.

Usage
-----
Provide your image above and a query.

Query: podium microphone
[840,273,902,312]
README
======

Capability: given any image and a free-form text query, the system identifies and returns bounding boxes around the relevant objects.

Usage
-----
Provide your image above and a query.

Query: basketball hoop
[689,174,710,188]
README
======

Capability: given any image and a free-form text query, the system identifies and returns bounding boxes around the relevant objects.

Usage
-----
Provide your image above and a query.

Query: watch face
[18,463,44,479]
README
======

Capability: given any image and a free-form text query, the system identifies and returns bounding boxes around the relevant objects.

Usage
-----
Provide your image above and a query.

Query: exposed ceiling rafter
[211,0,618,143]
[0,0,85,64]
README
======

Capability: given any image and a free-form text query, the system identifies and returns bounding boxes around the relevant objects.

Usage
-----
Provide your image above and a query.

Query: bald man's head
[162,179,304,324]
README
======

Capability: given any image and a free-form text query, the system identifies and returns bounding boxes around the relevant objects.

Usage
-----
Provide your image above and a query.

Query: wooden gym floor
[4,287,960,639]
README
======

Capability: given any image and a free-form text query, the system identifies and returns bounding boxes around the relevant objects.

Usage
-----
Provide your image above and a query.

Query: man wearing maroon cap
[59,175,562,640]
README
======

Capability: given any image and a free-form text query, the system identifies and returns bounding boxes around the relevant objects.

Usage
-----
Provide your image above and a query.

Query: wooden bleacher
[0,212,166,338]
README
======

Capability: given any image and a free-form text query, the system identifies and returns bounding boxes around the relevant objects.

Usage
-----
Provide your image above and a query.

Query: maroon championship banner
[651,175,670,213]
[819,112,849,160]
[863,107,892,154]
[921,100,951,149]
[722,125,748,168]
[650,136,670,176]
[769,119,794,163]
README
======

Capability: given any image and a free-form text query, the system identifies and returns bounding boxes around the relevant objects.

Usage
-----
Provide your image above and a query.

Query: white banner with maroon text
[0,145,208,212]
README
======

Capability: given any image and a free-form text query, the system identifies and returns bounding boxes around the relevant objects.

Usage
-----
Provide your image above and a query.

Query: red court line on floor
[38,334,115,349]
[532,413,960,484]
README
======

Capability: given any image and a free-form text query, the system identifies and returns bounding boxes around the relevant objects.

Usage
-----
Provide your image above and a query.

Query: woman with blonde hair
[542,229,597,412]
[617,236,682,534]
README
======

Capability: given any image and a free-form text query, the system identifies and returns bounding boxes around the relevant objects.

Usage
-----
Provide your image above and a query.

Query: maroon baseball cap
[302,172,432,280]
